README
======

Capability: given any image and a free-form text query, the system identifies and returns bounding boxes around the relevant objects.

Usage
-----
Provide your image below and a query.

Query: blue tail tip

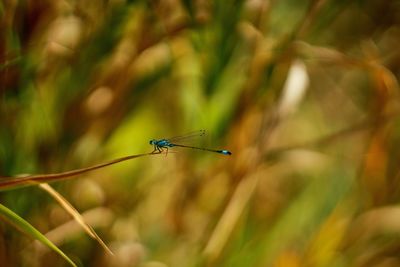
[220,150,232,155]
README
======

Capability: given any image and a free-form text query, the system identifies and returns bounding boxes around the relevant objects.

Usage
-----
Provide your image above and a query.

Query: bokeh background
[2,0,400,266]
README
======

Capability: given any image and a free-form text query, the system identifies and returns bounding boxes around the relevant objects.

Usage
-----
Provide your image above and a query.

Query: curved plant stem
[0,152,163,191]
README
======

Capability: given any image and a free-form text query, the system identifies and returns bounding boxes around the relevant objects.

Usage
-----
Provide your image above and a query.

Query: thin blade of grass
[38,183,113,256]
[0,203,77,267]
[203,172,259,262]
[0,152,163,191]
[35,207,113,253]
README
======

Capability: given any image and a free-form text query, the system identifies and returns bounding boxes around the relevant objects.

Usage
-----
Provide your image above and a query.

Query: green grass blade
[0,203,77,267]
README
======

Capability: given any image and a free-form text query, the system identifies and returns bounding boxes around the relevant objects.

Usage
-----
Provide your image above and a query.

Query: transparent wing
[166,130,206,143]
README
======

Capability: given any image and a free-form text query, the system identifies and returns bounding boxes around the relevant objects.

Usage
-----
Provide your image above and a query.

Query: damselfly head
[149,139,156,145]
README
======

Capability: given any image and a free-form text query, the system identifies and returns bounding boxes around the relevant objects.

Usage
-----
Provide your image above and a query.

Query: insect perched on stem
[149,130,232,155]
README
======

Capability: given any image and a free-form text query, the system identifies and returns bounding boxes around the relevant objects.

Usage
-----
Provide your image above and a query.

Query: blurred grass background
[1,0,400,266]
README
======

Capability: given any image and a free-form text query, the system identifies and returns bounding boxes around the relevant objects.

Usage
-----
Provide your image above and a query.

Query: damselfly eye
[149,140,154,145]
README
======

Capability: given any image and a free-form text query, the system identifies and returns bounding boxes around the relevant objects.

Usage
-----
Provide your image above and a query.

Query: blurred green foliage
[1,0,400,266]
